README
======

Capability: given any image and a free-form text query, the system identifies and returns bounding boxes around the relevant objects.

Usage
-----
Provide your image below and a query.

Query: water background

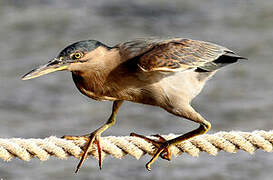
[0,0,272,179]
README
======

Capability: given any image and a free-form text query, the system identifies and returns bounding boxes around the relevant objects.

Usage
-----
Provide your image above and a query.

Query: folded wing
[117,38,246,73]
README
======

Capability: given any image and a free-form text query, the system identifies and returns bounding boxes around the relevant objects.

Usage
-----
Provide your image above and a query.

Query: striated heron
[22,37,246,172]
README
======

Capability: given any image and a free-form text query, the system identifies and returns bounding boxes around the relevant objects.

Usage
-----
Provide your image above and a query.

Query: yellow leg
[131,104,211,171]
[148,122,210,170]
[63,100,123,173]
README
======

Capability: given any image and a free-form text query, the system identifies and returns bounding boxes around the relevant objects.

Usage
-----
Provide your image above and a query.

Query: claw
[151,134,171,160]
[62,133,102,173]
[160,146,171,161]
[75,136,92,173]
[145,146,165,171]
[130,132,172,171]
[95,139,102,170]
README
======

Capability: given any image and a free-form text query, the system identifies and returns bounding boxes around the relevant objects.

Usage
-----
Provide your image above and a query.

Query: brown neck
[68,46,123,96]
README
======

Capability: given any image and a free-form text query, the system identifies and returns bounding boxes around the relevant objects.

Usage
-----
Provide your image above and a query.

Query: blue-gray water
[0,0,272,179]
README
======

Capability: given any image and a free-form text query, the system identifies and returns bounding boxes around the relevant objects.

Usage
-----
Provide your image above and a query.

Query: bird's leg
[131,105,211,171]
[62,100,123,173]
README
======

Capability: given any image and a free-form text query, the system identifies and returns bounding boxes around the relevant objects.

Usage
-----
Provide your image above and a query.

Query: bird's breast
[71,72,118,101]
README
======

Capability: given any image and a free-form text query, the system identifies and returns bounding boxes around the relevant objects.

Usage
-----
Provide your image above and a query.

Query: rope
[0,130,272,162]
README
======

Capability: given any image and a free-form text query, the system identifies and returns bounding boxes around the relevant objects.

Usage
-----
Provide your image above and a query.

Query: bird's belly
[160,71,212,101]
[134,71,211,106]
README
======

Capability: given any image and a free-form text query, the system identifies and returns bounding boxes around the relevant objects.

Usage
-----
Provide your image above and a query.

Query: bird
[22,37,246,172]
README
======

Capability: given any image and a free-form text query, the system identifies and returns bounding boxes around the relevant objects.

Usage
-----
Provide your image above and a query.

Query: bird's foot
[62,131,102,173]
[130,133,172,171]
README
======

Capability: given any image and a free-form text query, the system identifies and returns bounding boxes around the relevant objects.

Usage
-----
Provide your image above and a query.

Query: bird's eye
[71,52,83,60]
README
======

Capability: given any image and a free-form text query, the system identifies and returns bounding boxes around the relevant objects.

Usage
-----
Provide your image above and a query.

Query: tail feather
[196,52,246,72]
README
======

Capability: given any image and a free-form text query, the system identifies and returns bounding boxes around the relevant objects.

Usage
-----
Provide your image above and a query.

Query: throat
[71,71,118,101]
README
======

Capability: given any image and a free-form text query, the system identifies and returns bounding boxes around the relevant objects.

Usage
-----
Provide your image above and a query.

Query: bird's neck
[69,47,124,99]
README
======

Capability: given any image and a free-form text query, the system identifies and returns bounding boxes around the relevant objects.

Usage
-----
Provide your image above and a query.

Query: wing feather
[117,38,245,72]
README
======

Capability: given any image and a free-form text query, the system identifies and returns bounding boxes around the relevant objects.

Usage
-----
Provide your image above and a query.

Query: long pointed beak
[22,58,69,80]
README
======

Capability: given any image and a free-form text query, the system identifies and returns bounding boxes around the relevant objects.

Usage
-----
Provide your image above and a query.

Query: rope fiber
[0,130,272,162]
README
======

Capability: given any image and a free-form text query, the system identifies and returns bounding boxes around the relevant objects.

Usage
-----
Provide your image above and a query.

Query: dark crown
[58,40,109,59]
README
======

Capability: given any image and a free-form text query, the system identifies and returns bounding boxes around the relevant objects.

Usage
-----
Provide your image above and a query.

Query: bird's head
[22,40,108,80]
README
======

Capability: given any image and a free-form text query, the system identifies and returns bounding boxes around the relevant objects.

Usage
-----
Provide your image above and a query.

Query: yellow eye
[71,52,83,60]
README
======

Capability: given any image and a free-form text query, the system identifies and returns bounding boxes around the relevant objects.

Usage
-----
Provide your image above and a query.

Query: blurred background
[0,0,272,179]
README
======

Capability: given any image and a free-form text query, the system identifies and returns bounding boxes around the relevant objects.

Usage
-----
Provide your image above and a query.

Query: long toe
[62,135,90,141]
[94,138,103,170]
[130,132,172,170]
[131,133,164,148]
[62,133,102,173]
[145,143,171,171]
[75,132,103,173]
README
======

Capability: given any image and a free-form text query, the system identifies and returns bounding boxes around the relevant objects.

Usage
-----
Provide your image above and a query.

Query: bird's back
[115,38,246,105]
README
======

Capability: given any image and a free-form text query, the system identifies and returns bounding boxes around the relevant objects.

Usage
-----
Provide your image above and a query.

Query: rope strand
[0,130,272,162]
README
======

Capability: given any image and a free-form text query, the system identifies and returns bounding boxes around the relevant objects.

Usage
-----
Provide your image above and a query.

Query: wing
[116,37,175,60]
[117,38,245,72]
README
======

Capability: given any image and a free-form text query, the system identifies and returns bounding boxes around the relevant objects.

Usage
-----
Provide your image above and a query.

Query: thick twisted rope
[0,130,272,162]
